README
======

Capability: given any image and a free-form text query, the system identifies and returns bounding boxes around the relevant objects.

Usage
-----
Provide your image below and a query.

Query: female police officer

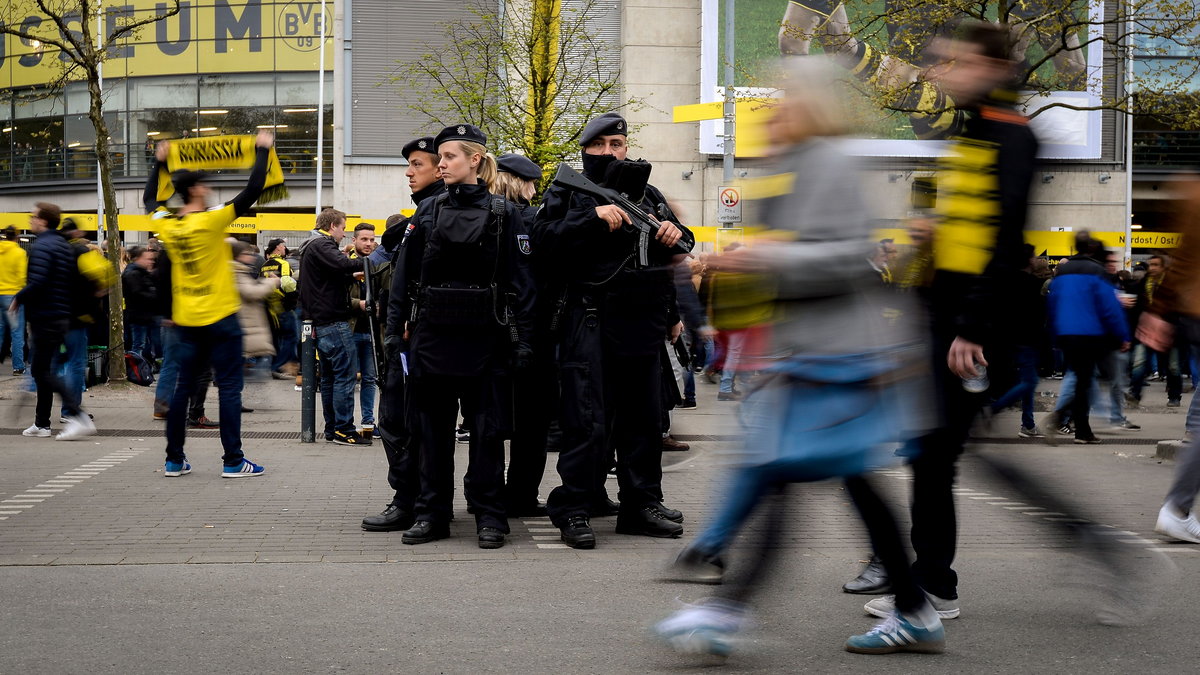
[494,153,556,517]
[387,125,535,549]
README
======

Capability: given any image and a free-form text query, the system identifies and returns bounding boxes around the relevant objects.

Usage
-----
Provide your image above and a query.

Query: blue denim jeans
[56,327,88,418]
[719,329,749,394]
[271,308,299,372]
[352,331,378,426]
[129,322,154,361]
[315,322,356,436]
[165,314,245,466]
[0,296,25,370]
[990,345,1038,429]
[155,324,180,414]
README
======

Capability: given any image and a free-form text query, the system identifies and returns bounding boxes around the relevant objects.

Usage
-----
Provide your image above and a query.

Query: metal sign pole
[300,319,316,442]
[722,0,736,185]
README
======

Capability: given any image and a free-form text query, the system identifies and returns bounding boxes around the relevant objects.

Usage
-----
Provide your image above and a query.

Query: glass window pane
[276,72,317,107]
[200,73,276,108]
[13,91,63,119]
[130,76,198,110]
[9,116,65,180]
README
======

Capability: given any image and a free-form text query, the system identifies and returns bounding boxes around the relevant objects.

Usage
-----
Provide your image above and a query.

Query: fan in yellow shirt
[143,130,274,479]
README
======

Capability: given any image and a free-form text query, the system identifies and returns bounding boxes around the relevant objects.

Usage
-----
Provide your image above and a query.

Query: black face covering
[581,152,618,182]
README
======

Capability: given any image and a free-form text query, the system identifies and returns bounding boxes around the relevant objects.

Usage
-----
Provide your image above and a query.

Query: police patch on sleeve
[517,234,532,255]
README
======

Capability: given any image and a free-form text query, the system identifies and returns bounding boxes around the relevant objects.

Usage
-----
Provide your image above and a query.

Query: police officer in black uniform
[494,153,553,517]
[388,125,535,549]
[533,112,690,549]
[362,136,446,532]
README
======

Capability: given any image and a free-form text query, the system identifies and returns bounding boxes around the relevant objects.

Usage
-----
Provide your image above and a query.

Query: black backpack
[125,351,155,386]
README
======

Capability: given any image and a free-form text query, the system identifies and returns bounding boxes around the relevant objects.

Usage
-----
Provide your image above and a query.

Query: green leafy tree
[394,0,638,191]
[1,1,183,380]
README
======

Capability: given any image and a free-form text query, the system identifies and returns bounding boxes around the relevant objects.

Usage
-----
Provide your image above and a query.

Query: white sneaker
[22,424,51,438]
[865,591,960,620]
[56,413,97,441]
[1154,504,1200,543]
[654,598,748,657]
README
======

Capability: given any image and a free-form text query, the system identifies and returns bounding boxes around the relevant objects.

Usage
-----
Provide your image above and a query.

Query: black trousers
[1059,335,1116,440]
[377,352,419,511]
[907,325,988,600]
[30,318,80,427]
[546,302,664,527]
[411,374,508,532]
[906,325,1110,600]
[506,346,554,510]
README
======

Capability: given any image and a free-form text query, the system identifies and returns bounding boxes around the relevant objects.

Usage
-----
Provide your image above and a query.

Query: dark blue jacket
[1047,256,1130,342]
[15,228,75,322]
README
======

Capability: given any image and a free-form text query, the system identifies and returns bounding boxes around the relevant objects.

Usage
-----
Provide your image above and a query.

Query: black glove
[384,335,403,361]
[512,346,533,371]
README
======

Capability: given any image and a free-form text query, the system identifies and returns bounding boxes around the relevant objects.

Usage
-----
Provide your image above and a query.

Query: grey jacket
[752,139,921,358]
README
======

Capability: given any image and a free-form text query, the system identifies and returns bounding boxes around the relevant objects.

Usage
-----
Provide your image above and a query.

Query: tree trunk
[86,65,127,381]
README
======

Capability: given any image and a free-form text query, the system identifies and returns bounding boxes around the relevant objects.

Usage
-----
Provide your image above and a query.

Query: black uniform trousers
[377,351,419,512]
[546,301,664,527]
[411,374,508,533]
[506,341,554,511]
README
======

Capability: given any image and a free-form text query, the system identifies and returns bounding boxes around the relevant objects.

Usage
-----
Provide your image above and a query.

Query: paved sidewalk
[1,371,1198,673]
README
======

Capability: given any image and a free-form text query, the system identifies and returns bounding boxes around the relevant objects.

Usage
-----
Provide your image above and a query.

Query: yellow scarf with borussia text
[155,135,288,204]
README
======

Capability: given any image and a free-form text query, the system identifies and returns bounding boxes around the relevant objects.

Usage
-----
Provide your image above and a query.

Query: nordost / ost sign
[0,0,333,89]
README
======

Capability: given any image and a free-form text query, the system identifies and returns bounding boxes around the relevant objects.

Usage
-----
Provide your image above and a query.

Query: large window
[0,71,332,185]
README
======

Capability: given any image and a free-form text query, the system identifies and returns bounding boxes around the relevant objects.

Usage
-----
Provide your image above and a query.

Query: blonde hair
[494,171,537,203]
[778,56,855,138]
[451,141,498,193]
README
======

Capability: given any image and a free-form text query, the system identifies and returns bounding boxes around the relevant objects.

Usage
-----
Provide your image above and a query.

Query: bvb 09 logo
[278,1,334,52]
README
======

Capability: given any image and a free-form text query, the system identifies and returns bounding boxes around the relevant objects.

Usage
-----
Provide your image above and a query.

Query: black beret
[434,124,487,152]
[496,153,542,181]
[402,136,437,160]
[579,112,627,147]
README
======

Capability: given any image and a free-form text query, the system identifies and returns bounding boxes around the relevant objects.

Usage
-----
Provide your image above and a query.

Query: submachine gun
[551,162,695,266]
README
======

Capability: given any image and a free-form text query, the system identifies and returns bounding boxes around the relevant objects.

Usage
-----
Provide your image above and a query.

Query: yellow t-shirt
[153,204,240,327]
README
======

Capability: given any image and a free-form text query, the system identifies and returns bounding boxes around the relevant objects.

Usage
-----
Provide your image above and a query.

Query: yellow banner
[155,135,287,203]
[2,1,333,90]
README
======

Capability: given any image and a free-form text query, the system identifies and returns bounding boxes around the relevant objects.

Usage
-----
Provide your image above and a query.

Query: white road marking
[536,543,569,549]
[0,450,143,523]
[1148,547,1199,554]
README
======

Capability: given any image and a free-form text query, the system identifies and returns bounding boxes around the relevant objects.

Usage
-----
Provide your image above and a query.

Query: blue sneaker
[163,460,192,477]
[654,598,747,657]
[845,612,944,654]
[222,459,265,478]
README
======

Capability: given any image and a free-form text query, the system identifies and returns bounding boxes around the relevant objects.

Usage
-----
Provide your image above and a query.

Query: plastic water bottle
[961,361,989,393]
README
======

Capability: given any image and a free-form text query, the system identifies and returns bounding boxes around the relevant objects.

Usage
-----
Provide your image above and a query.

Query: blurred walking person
[1141,175,1200,543]
[1045,236,1130,444]
[12,203,95,440]
[0,226,27,376]
[655,58,944,657]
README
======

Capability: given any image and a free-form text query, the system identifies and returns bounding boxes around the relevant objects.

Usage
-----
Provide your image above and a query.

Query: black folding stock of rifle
[551,163,696,260]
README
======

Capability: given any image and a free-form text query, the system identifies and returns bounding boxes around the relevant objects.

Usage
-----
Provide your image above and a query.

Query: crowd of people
[4,19,1200,661]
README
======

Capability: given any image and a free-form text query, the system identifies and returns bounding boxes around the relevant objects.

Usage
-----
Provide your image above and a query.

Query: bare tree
[393,0,637,190]
[2,1,182,379]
